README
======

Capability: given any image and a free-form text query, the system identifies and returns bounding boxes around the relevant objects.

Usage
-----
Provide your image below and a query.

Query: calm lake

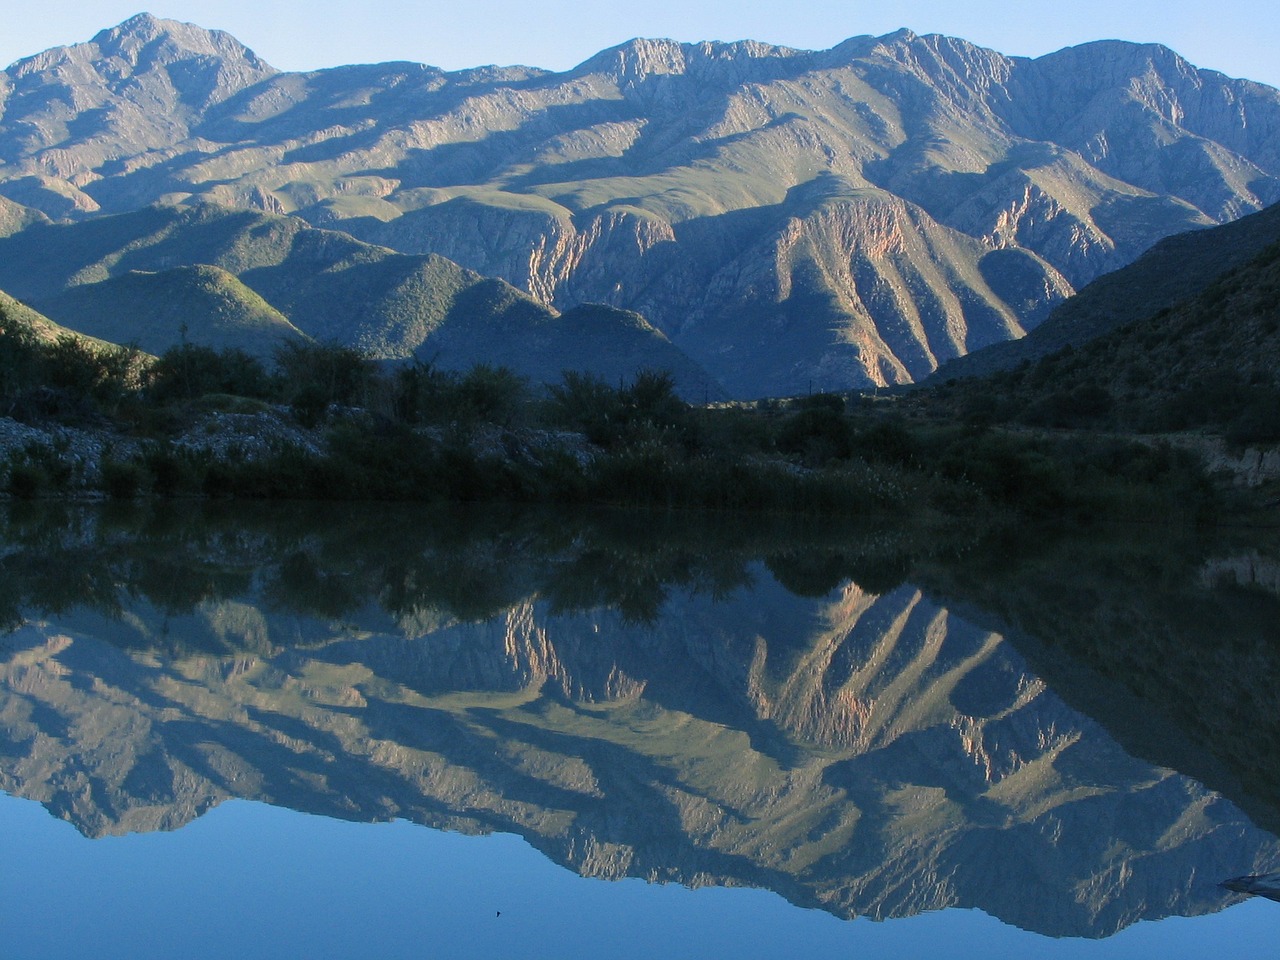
[1,502,1276,958]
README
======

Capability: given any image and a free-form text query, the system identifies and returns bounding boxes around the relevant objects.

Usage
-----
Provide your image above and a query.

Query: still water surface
[4,795,1275,959]
[0,503,1276,958]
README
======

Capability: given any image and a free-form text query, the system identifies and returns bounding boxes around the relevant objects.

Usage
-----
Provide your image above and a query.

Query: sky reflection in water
[1,793,1273,960]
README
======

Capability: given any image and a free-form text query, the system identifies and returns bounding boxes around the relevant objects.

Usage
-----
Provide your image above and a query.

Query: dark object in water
[1222,873,1280,902]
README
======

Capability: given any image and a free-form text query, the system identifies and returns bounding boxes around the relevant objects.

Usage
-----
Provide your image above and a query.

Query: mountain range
[3,14,1280,396]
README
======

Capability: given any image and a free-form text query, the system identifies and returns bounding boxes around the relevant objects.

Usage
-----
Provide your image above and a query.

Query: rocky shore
[0,410,594,499]
[0,411,323,495]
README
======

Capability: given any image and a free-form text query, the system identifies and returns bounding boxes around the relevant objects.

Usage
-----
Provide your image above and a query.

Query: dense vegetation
[0,301,1221,523]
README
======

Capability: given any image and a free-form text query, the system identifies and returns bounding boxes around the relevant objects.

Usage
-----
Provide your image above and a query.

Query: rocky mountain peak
[9,12,276,100]
[856,29,1019,90]
[90,13,268,66]
[573,36,802,86]
[572,37,687,80]
[873,26,920,49]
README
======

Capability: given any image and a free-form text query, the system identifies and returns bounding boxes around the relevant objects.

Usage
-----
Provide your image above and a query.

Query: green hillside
[0,289,106,347]
[0,203,721,395]
[37,265,309,359]
[0,197,47,238]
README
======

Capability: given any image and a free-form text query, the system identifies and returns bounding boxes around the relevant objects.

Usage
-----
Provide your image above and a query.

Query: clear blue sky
[3,1,1278,89]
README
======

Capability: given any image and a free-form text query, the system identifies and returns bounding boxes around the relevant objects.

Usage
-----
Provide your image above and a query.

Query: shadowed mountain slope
[921,223,1280,443]
[937,200,1280,379]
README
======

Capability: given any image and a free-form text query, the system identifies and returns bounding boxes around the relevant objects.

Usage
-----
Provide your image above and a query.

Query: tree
[144,344,270,403]
[274,341,377,424]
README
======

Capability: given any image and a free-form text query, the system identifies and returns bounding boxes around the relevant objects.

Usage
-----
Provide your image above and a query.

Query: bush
[274,341,377,423]
[1225,389,1280,446]
[392,361,457,425]
[144,445,203,497]
[939,433,1068,514]
[145,344,270,404]
[6,462,47,499]
[776,407,853,465]
[5,444,75,494]
[856,419,917,466]
[545,371,624,444]
[101,459,147,499]
[44,336,140,414]
[545,369,694,448]
[622,370,687,428]
[0,310,46,408]
[453,364,529,427]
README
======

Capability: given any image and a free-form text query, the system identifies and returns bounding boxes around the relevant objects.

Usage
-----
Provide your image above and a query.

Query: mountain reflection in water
[0,502,1276,943]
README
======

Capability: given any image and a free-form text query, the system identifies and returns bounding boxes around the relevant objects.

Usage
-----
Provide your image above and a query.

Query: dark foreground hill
[925,227,1280,444]
[937,201,1280,379]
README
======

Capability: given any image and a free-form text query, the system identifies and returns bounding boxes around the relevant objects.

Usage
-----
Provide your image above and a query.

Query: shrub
[939,433,1068,514]
[453,364,529,427]
[44,335,141,414]
[145,344,271,403]
[6,462,47,499]
[856,419,917,466]
[0,309,46,408]
[274,341,377,423]
[623,370,687,426]
[392,360,457,425]
[545,369,695,448]
[101,459,147,499]
[143,445,203,497]
[545,371,625,445]
[776,407,853,465]
[1225,388,1280,446]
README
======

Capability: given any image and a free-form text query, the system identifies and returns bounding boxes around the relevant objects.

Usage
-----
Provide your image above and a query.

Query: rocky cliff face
[1,531,1273,938]
[2,18,1279,393]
